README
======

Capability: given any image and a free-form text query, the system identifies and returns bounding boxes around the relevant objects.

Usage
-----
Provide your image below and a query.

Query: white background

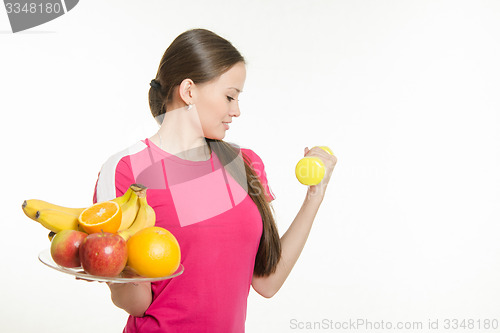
[1,1,500,332]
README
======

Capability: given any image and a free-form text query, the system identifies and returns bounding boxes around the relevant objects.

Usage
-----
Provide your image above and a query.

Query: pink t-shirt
[93,138,275,332]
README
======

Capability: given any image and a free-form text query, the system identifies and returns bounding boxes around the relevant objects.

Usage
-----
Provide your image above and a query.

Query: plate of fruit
[38,248,184,283]
[23,184,184,283]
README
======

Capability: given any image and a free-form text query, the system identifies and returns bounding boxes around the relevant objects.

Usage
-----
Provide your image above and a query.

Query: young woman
[93,28,337,332]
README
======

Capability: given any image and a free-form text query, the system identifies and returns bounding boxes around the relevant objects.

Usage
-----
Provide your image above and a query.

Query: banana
[35,209,80,233]
[48,231,56,241]
[118,190,140,231]
[22,199,85,221]
[118,189,155,241]
[23,184,149,235]
[110,184,146,231]
[111,187,133,206]
[130,183,147,193]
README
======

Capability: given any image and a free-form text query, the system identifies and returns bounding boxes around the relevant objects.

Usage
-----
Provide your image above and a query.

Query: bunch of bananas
[22,183,156,241]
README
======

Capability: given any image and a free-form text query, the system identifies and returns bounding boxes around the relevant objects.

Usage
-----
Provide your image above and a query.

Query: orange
[126,226,181,278]
[78,201,122,234]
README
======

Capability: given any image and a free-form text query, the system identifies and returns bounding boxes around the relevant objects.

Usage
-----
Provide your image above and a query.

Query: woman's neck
[151,106,211,161]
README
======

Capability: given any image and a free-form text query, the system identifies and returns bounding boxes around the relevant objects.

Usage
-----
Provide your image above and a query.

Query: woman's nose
[230,103,241,117]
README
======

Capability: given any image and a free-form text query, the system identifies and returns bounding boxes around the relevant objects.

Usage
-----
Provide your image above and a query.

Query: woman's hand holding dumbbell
[296,146,337,198]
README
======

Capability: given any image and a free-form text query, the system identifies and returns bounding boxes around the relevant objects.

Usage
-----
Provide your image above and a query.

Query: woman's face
[193,62,246,140]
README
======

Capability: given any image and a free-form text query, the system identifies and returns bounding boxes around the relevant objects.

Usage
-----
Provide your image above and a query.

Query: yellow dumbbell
[295,146,334,185]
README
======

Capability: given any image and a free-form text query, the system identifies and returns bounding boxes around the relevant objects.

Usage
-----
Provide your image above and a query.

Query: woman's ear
[179,78,194,105]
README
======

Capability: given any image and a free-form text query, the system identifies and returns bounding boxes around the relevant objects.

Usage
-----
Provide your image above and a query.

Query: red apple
[50,230,88,268]
[79,232,128,277]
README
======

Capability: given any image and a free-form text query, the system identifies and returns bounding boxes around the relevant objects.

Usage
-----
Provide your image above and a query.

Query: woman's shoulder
[99,140,150,169]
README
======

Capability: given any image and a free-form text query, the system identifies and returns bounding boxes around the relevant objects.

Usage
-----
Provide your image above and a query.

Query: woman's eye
[226,96,234,102]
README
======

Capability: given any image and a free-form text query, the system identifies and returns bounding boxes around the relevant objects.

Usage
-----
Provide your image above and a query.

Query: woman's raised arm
[252,147,337,298]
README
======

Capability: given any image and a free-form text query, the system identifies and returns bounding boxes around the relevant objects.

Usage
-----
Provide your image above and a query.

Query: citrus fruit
[126,226,181,278]
[78,201,122,234]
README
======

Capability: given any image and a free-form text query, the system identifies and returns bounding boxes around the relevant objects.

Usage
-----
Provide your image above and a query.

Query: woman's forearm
[252,191,324,298]
[107,282,152,317]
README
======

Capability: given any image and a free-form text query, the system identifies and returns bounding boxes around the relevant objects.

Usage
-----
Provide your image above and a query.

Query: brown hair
[148,28,281,276]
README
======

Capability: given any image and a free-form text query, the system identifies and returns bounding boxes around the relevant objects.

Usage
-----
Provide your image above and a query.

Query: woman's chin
[205,132,226,141]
